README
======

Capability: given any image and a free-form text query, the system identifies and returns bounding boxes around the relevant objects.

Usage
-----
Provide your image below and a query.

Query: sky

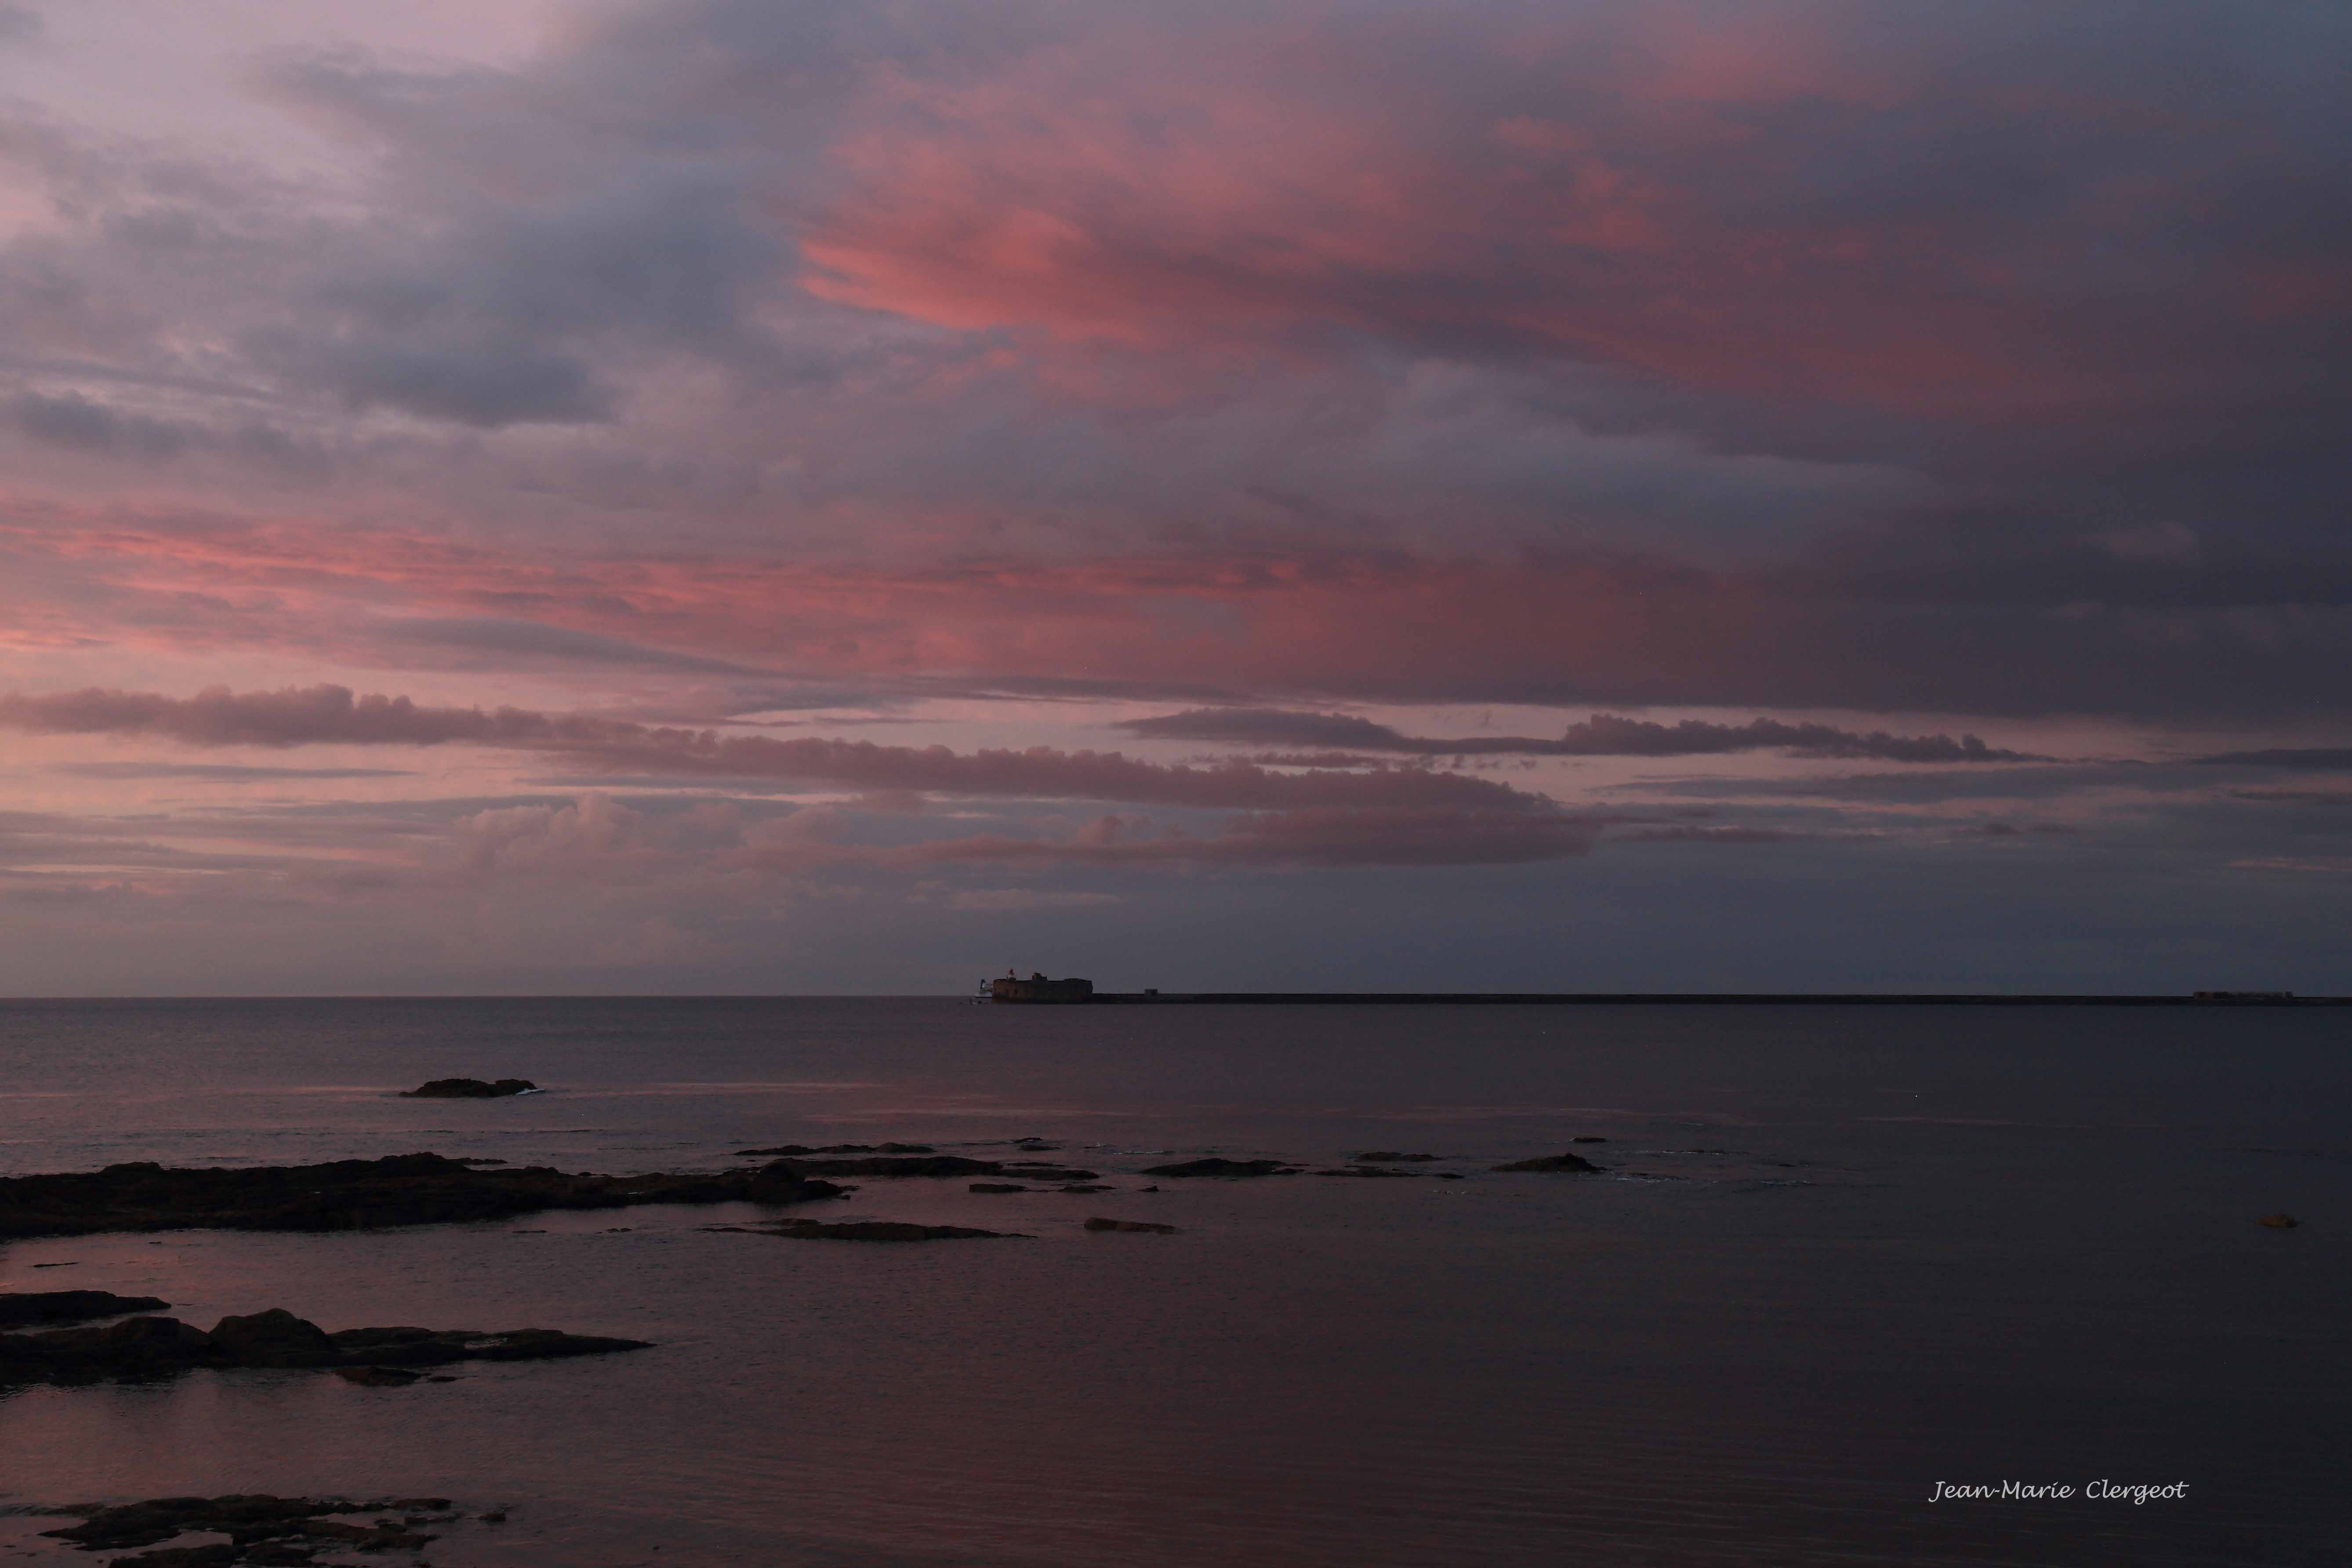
[1,0,2348,995]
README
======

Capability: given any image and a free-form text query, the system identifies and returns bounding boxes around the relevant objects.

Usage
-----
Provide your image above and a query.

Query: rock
[477,1511,508,1523]
[1355,1151,1439,1162]
[756,1220,1022,1242]
[1056,1184,1114,1193]
[0,1289,170,1328]
[41,1495,438,1553]
[997,1165,1102,1181]
[1492,1153,1601,1173]
[400,1078,538,1098]
[245,1545,320,1565]
[3,1309,649,1387]
[734,1142,937,1156]
[1138,1158,1299,1178]
[0,1151,846,1242]
[1572,1136,1608,1143]
[2258,1213,2300,1228]
[211,1309,341,1368]
[1084,1217,1178,1234]
[332,1364,426,1387]
[1315,1165,1420,1178]
[968,1183,1030,1193]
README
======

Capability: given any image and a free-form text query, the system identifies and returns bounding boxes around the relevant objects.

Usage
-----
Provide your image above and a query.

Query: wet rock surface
[1138,1158,1300,1178]
[38,1494,455,1561]
[399,1078,536,1098]
[1316,1165,1423,1178]
[0,1290,170,1328]
[1492,1152,1603,1173]
[0,1307,651,1387]
[1084,1217,1178,1234]
[1355,1151,1440,1162]
[0,1152,846,1241]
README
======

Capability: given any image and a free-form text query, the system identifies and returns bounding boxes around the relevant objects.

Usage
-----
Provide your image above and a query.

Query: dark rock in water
[3,1307,649,1387]
[401,1078,537,1098]
[212,1309,341,1368]
[2258,1213,2300,1228]
[1056,1183,1114,1193]
[996,1165,1101,1182]
[1355,1151,1439,1162]
[0,1151,845,1242]
[1492,1152,1602,1173]
[332,1364,425,1387]
[1138,1158,1299,1178]
[969,1183,1030,1193]
[1572,1136,1608,1143]
[756,1220,1021,1242]
[764,1154,1008,1178]
[1084,1217,1178,1234]
[41,1494,450,1554]
[745,1161,852,1206]
[1314,1165,1420,1178]
[0,1289,170,1328]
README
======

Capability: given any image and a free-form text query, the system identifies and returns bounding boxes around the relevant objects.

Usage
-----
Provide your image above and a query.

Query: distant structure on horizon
[983,971,1096,1003]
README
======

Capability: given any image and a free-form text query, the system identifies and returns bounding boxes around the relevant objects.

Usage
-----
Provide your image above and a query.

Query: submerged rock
[1315,1165,1421,1178]
[762,1154,1011,1178]
[0,1152,846,1242]
[332,1364,426,1387]
[1084,1217,1178,1234]
[400,1078,537,1098]
[2258,1213,2300,1228]
[1572,1136,1608,1143]
[0,1289,170,1328]
[1355,1151,1439,1162]
[0,1307,650,1388]
[1492,1152,1602,1173]
[1138,1158,1299,1178]
[968,1183,1030,1193]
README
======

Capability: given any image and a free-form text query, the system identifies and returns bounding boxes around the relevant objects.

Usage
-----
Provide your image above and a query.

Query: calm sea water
[1,998,2347,1567]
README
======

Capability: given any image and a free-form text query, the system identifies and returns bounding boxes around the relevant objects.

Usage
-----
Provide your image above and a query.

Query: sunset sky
[2,0,2348,994]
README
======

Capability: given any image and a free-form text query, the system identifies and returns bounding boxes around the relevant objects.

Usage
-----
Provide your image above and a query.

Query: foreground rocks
[1492,1152,1603,1173]
[400,1078,537,1098]
[0,1289,169,1328]
[0,1305,650,1387]
[710,1219,1022,1242]
[39,1493,457,1560]
[0,1152,847,1241]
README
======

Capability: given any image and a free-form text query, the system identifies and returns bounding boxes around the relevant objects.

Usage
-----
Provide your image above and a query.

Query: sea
[1,997,2347,1567]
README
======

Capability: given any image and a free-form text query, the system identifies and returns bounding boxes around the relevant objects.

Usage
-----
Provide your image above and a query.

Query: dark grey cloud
[1121,708,2036,762]
[2193,748,2352,771]
[371,618,772,676]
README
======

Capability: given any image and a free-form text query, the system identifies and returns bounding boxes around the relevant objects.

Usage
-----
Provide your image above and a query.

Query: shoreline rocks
[0,1306,651,1388]
[0,1152,848,1242]
[399,1078,537,1098]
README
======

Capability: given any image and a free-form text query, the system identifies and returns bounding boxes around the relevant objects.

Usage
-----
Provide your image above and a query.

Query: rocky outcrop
[0,1289,170,1328]
[400,1078,537,1098]
[0,1152,846,1241]
[1138,1158,1299,1178]
[40,1495,454,1559]
[1492,1152,1602,1173]
[0,1307,650,1387]
[1084,1217,1178,1234]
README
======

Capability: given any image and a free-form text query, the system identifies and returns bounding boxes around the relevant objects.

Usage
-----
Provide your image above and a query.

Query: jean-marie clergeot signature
[1930,1481,2189,1504]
